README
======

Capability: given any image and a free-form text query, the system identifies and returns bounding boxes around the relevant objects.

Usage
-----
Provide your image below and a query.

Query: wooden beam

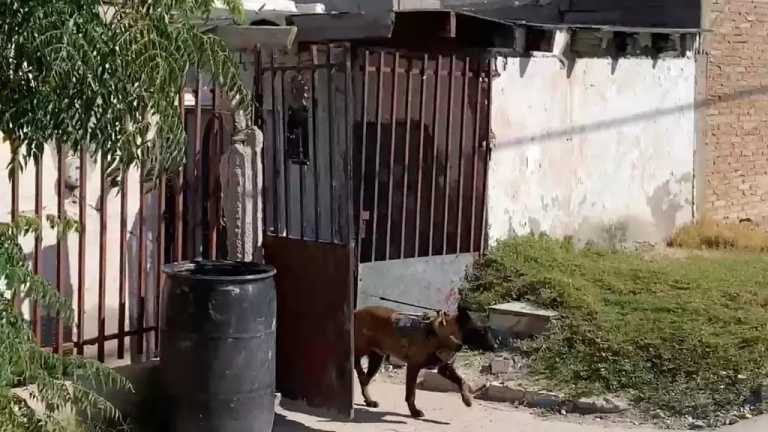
[212,25,297,50]
[291,12,395,43]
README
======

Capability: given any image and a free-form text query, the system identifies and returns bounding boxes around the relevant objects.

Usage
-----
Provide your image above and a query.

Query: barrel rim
[163,260,277,281]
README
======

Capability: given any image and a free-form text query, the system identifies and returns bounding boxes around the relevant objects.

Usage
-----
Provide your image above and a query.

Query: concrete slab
[489,301,558,338]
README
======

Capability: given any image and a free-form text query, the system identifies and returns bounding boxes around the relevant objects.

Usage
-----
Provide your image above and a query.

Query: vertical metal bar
[470,61,483,252]
[10,142,18,220]
[117,170,128,359]
[371,51,385,261]
[32,155,42,344]
[208,88,220,258]
[155,175,166,355]
[76,143,87,356]
[385,52,400,260]
[414,54,427,257]
[356,50,370,260]
[428,55,443,256]
[442,55,456,255]
[281,69,291,237]
[193,76,203,258]
[311,47,321,241]
[298,94,306,241]
[480,58,492,253]
[345,45,355,246]
[97,155,107,362]
[55,143,66,353]
[327,46,336,243]
[137,164,147,356]
[399,58,414,259]
[456,57,470,254]
[10,140,20,312]
[271,51,281,235]
[175,91,185,261]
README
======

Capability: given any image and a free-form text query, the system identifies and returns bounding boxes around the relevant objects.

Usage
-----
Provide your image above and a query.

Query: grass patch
[668,217,768,252]
[462,235,768,419]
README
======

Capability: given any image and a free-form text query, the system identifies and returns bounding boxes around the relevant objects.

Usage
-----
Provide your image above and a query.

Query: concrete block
[489,358,511,374]
[524,391,561,410]
[478,383,525,403]
[489,301,558,338]
[572,396,630,414]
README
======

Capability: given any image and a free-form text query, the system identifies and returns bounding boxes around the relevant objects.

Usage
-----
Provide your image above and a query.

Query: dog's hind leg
[405,364,425,418]
[355,354,381,408]
[437,363,473,407]
[366,352,384,381]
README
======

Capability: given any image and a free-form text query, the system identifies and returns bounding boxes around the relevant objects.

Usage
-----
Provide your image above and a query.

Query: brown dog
[354,305,496,418]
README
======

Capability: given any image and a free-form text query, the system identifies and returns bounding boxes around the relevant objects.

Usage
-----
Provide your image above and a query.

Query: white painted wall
[488,55,696,246]
[357,254,475,314]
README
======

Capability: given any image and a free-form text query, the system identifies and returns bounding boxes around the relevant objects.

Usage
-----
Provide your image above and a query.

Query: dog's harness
[392,312,458,364]
[393,312,431,338]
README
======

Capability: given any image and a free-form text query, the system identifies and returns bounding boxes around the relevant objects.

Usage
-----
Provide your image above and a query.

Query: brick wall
[704,0,768,224]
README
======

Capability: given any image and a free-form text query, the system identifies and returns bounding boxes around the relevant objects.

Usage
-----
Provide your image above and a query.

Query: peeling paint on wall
[487,56,696,246]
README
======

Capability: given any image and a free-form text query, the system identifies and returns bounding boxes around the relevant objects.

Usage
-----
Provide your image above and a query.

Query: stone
[63,156,80,190]
[417,371,458,393]
[524,391,561,410]
[688,420,706,430]
[572,396,630,414]
[490,358,511,375]
[488,301,558,338]
[478,383,525,403]
[220,127,264,262]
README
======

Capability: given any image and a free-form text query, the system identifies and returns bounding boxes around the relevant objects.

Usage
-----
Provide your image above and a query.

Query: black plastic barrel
[160,260,277,432]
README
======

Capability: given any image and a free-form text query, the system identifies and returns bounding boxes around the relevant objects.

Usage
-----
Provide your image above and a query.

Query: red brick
[704,0,768,223]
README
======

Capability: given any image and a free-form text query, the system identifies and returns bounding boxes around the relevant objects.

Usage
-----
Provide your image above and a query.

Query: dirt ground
[272,380,768,432]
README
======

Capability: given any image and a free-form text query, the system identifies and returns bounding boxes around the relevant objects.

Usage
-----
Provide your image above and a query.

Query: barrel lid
[163,260,276,281]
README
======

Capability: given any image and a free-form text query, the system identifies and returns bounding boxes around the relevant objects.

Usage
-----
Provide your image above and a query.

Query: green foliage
[1,217,132,431]
[0,0,250,180]
[462,235,768,419]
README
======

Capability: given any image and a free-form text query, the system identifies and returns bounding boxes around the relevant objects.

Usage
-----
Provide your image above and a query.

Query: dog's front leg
[437,363,473,407]
[405,364,424,418]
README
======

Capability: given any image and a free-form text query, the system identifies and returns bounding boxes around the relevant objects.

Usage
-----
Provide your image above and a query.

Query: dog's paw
[461,393,473,407]
[409,408,425,418]
[365,400,379,408]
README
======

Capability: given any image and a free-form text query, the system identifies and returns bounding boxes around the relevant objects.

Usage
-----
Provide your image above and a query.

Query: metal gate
[259,42,355,418]
[353,48,492,263]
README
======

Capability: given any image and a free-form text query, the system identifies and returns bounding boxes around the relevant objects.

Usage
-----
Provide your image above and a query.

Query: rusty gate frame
[353,46,494,264]
[3,69,229,363]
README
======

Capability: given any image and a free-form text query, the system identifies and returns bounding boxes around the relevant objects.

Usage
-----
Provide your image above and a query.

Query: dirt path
[274,381,659,432]
[274,381,768,432]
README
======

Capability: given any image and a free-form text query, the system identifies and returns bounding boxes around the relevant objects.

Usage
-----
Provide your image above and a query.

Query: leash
[376,296,439,312]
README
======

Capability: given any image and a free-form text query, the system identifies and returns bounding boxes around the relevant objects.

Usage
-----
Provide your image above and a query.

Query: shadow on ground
[273,402,451,431]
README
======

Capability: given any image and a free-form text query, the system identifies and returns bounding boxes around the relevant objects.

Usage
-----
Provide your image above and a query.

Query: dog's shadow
[273,413,335,432]
[341,404,451,426]
[275,400,451,430]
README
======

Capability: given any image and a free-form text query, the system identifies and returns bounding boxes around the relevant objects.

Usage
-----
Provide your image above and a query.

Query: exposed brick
[704,1,768,224]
